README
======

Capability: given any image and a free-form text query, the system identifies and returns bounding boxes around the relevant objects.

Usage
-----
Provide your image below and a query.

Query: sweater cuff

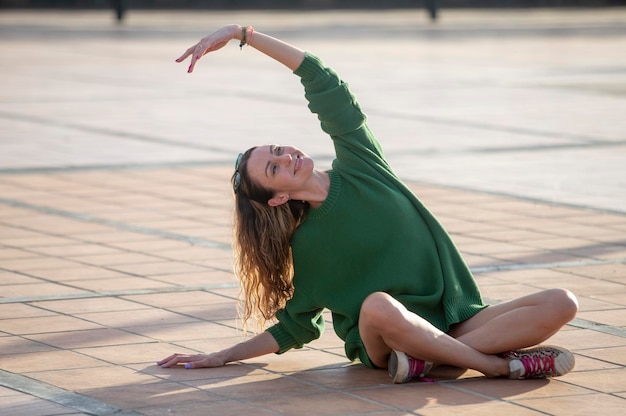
[293,52,329,81]
[266,324,302,354]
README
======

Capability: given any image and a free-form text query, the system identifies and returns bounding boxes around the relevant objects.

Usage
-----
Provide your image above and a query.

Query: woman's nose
[278,154,292,165]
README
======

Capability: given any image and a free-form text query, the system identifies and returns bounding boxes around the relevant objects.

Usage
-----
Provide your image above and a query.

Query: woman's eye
[277,146,282,155]
[272,165,278,175]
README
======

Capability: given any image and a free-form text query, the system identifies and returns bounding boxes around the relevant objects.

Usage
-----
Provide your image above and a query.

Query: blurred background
[1,3,625,213]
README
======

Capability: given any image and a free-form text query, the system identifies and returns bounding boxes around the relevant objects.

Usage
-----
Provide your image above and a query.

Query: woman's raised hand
[176,24,240,73]
[157,352,226,369]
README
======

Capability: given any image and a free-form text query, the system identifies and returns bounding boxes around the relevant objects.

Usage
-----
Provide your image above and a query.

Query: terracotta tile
[0,315,102,335]
[577,309,626,327]
[186,371,323,399]
[75,342,184,365]
[516,237,598,251]
[454,377,594,400]
[464,243,541,257]
[463,254,513,269]
[0,235,78,248]
[575,296,626,313]
[122,291,226,308]
[559,263,626,282]
[109,261,209,276]
[587,292,626,307]
[82,380,219,409]
[191,257,235,270]
[568,353,623,372]
[576,346,626,367]
[28,244,123,258]
[478,284,540,302]
[0,271,42,285]
[32,297,149,314]
[150,270,235,287]
[246,390,391,415]
[491,270,623,295]
[351,383,488,412]
[29,366,158,390]
[0,393,81,416]
[2,349,108,373]
[125,321,236,342]
[168,303,238,321]
[76,308,200,328]
[0,248,38,260]
[75,231,156,244]
[0,335,57,355]
[546,328,626,350]
[1,283,89,299]
[290,365,391,389]
[70,252,166,267]
[249,348,350,374]
[106,238,191,252]
[516,392,625,415]
[419,400,546,415]
[0,303,56,319]
[0,257,84,271]
[0,225,43,238]
[25,266,132,281]
[25,328,154,349]
[68,276,175,292]
[0,386,21,397]
[137,398,275,416]
[155,246,233,261]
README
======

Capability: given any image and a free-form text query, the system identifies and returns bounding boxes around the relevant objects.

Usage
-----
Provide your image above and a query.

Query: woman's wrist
[238,25,255,49]
[232,24,243,41]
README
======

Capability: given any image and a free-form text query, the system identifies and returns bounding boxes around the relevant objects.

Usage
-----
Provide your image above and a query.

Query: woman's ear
[268,193,289,207]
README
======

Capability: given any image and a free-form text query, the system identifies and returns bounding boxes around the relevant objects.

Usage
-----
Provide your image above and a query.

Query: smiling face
[246,144,314,199]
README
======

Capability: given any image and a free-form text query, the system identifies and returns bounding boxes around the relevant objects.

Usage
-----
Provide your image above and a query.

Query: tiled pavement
[1,8,625,416]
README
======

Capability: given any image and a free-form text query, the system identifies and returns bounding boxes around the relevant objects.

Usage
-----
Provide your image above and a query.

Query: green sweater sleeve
[295,53,392,179]
[266,289,325,354]
[294,52,366,137]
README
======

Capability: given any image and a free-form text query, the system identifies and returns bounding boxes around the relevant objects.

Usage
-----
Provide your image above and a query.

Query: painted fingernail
[185,363,192,369]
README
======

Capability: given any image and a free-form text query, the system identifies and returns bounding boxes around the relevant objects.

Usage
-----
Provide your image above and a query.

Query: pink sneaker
[388,350,433,384]
[504,345,575,379]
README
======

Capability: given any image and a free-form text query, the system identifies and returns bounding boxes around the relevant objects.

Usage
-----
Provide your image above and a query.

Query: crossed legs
[358,288,578,377]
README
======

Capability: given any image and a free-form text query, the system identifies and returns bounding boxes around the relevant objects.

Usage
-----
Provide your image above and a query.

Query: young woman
[158,25,579,383]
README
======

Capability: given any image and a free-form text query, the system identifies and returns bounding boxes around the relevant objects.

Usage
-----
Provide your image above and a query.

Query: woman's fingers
[175,45,195,63]
[176,29,233,72]
[174,42,205,73]
[158,353,222,369]
[157,353,195,368]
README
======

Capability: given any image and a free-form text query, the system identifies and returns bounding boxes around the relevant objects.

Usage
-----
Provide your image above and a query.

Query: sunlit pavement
[1,8,625,415]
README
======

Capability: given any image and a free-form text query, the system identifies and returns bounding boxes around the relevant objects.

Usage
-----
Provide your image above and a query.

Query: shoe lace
[407,356,426,378]
[520,351,556,377]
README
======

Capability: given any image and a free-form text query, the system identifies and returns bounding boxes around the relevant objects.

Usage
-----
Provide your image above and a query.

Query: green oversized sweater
[266,53,486,366]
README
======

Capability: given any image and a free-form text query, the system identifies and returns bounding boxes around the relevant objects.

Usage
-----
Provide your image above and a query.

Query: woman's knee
[545,288,579,322]
[359,292,405,330]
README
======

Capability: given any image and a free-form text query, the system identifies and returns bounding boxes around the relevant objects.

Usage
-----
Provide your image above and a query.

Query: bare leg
[358,292,509,377]
[448,288,578,354]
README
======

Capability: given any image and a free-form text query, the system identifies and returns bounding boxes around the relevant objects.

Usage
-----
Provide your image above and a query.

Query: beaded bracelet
[239,26,254,50]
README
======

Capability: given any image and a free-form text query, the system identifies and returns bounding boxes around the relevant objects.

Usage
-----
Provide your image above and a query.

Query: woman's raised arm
[176,24,306,73]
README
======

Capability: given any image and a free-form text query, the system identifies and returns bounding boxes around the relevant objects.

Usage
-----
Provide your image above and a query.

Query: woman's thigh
[357,292,404,368]
[448,288,577,339]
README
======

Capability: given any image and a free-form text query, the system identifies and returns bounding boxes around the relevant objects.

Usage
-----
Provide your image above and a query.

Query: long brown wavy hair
[232,147,309,332]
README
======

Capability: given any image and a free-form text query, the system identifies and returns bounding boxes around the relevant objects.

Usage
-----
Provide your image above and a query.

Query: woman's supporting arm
[158,330,279,369]
[176,24,306,73]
